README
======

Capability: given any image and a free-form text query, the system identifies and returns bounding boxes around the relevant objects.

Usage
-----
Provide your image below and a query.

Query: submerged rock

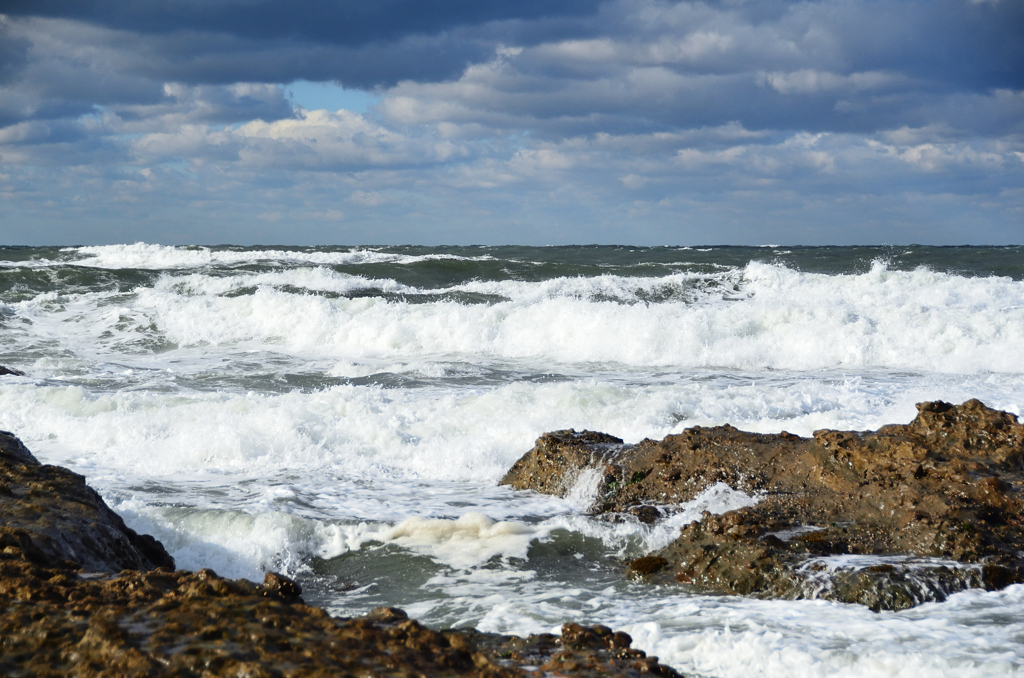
[0,431,681,677]
[501,400,1024,611]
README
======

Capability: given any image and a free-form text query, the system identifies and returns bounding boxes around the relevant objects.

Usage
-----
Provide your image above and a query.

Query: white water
[1,244,1022,677]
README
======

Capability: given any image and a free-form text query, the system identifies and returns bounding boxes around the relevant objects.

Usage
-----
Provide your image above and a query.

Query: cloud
[130,107,464,170]
[0,0,1022,246]
[757,69,905,95]
[1,0,605,47]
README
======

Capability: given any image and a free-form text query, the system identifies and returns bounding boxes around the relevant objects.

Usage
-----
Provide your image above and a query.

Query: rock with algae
[500,400,1024,611]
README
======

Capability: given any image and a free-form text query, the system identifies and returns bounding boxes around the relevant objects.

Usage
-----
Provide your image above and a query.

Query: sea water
[0,244,1022,677]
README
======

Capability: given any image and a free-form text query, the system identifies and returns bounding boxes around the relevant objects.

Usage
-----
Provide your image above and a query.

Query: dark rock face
[0,365,26,377]
[0,431,682,677]
[501,400,1024,611]
[0,430,175,572]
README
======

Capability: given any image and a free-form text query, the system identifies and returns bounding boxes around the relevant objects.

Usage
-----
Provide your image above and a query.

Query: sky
[0,0,1021,246]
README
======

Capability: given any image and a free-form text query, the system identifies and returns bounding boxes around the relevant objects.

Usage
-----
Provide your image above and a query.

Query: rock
[0,431,38,464]
[0,559,683,677]
[0,430,174,572]
[0,430,684,677]
[501,400,1024,611]
[500,429,627,498]
[0,365,26,377]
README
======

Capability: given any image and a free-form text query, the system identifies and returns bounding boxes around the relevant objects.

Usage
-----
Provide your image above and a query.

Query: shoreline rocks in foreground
[0,430,680,677]
[500,399,1024,611]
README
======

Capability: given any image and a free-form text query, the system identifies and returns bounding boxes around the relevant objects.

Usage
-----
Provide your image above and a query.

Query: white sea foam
[0,378,934,489]
[116,499,319,580]
[58,243,496,269]
[3,258,1024,378]
[564,467,604,510]
[376,513,538,569]
[617,586,1024,678]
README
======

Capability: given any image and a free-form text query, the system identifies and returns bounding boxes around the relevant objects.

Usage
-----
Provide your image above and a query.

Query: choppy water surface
[1,243,1022,677]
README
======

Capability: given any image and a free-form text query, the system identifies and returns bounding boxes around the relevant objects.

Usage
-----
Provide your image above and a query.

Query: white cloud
[645,31,734,63]
[868,138,1010,172]
[131,108,463,169]
[509,148,574,172]
[676,145,748,168]
[311,209,345,220]
[757,69,902,94]
[536,38,618,62]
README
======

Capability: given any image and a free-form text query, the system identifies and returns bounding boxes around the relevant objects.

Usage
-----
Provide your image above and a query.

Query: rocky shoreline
[0,430,680,677]
[500,399,1024,611]
[4,398,1022,674]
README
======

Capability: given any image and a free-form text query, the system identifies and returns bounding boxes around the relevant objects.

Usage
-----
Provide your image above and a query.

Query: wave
[6,258,1019,374]
[51,243,498,269]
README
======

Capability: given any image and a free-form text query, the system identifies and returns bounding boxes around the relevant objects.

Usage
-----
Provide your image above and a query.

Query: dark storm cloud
[2,0,603,44]
[0,23,30,85]
[370,0,1024,139]
[1,0,1021,133]
[0,0,604,86]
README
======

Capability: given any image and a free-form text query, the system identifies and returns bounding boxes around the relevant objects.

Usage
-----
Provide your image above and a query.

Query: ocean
[1,243,1022,677]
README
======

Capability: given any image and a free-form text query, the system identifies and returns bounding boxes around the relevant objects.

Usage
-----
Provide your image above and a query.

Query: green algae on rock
[501,400,1024,611]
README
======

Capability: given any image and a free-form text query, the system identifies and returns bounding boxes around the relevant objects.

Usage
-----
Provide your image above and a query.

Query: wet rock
[628,556,669,580]
[0,430,37,464]
[500,429,627,499]
[501,400,1024,611]
[261,571,302,602]
[0,557,683,677]
[0,430,174,572]
[0,365,25,377]
[0,430,684,677]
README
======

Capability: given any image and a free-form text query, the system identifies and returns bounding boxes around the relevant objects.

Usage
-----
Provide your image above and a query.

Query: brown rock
[0,430,174,572]
[0,555,684,677]
[628,556,669,580]
[501,400,1024,611]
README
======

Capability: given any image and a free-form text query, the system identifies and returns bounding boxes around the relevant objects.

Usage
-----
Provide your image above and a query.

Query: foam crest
[0,379,679,483]
[153,267,407,298]
[5,257,1024,375]
[119,263,1024,372]
[64,244,494,269]
[450,270,745,305]
[466,577,1024,678]
[2,367,1020,497]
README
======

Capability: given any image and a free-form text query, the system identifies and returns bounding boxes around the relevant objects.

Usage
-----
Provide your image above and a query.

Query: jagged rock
[0,430,174,572]
[0,552,682,678]
[501,400,1024,611]
[0,365,26,377]
[0,431,683,677]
